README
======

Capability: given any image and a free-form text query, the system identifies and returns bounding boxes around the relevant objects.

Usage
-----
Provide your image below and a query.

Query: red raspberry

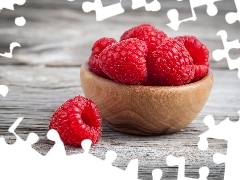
[99,38,148,85]
[88,54,106,77]
[92,37,117,55]
[49,95,102,147]
[147,38,194,86]
[88,37,117,77]
[175,35,209,82]
[120,24,167,54]
[120,26,135,40]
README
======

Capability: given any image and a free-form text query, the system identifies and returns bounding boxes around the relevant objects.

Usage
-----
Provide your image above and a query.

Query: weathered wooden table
[0,0,239,179]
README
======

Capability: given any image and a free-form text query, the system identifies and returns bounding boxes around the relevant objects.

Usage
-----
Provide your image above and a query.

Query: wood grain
[0,0,237,68]
[0,0,239,179]
[0,65,239,179]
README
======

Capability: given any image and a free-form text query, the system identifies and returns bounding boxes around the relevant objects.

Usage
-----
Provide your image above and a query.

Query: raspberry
[88,37,117,77]
[88,54,107,77]
[120,24,167,54]
[49,95,102,147]
[147,38,194,86]
[92,37,117,55]
[175,35,209,82]
[120,26,135,40]
[99,38,148,85]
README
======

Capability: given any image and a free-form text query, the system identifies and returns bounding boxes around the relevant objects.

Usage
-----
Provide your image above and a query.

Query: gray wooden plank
[0,0,239,68]
[0,65,239,179]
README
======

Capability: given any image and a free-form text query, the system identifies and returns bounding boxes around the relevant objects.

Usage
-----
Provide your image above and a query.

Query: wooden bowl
[80,63,213,135]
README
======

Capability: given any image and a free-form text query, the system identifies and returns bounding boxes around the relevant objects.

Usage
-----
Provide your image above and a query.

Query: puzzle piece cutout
[0,85,9,97]
[198,112,240,180]
[152,169,163,180]
[0,0,27,26]
[0,0,26,11]
[0,42,21,58]
[166,155,209,180]
[0,1,22,57]
[131,0,161,12]
[167,0,222,31]
[0,1,26,56]
[0,117,42,179]
[0,117,177,180]
[0,118,143,180]
[225,0,240,24]
[82,0,161,21]
[48,135,140,180]
[15,16,26,26]
[45,129,66,157]
[212,30,240,79]
[7,117,40,153]
[82,0,125,21]
[1,108,239,179]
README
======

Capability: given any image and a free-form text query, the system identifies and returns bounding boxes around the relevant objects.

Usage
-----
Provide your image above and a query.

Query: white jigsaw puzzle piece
[0,1,25,55]
[0,0,26,11]
[166,155,209,180]
[0,117,43,180]
[8,117,40,153]
[199,115,234,148]
[225,0,240,24]
[198,112,240,180]
[213,152,227,164]
[0,120,140,180]
[82,0,125,21]
[8,117,24,136]
[45,129,66,157]
[15,16,26,26]
[0,42,21,58]
[152,169,163,180]
[125,159,139,180]
[212,30,240,79]
[131,0,161,11]
[0,85,9,97]
[104,150,117,164]
[167,0,222,31]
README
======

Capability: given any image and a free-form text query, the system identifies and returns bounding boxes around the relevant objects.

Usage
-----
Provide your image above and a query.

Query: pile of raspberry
[48,24,210,148]
[88,24,209,86]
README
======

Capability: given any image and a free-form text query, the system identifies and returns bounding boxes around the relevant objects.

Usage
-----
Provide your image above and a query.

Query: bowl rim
[81,62,213,91]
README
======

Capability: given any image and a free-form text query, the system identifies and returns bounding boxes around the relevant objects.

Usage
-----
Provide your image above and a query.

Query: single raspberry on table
[88,37,117,77]
[99,38,148,85]
[175,35,209,82]
[49,95,102,147]
[147,38,194,86]
[120,24,167,55]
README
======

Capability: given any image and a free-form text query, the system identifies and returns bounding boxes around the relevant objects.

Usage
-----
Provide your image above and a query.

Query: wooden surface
[0,0,240,179]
